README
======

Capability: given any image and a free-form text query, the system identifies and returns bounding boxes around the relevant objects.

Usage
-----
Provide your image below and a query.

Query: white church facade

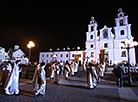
[39,8,136,65]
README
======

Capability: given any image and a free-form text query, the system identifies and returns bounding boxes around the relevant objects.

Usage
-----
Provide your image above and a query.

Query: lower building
[39,50,85,65]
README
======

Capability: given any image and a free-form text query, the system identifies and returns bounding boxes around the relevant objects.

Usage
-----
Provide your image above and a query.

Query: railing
[123,67,138,73]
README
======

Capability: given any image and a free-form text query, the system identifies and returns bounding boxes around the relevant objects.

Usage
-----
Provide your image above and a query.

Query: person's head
[40,62,45,67]
[7,61,11,64]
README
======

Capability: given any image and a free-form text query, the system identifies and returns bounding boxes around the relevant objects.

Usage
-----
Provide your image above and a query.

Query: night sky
[0,0,138,61]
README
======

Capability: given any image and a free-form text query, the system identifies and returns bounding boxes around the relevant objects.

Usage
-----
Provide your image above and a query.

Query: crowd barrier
[123,67,138,73]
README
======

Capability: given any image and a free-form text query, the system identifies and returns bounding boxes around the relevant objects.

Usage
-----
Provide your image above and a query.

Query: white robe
[87,66,97,88]
[65,64,70,78]
[74,62,78,73]
[7,64,12,75]
[5,63,20,94]
[50,64,55,79]
[35,66,46,95]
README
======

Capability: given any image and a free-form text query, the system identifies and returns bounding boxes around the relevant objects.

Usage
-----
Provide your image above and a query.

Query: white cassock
[50,64,55,79]
[74,62,78,73]
[70,64,74,75]
[35,65,46,95]
[7,63,12,75]
[87,66,97,88]
[101,63,105,77]
[5,63,20,94]
[65,64,70,78]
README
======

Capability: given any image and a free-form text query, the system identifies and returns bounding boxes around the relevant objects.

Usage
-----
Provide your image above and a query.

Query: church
[86,8,136,65]
[39,8,136,66]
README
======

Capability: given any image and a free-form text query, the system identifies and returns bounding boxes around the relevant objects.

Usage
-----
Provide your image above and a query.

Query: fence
[123,67,138,73]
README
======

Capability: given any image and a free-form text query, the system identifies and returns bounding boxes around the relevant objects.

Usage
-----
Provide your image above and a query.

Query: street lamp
[27,41,35,63]
[120,39,138,86]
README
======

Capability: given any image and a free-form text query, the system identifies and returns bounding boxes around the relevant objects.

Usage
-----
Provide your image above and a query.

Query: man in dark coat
[116,63,124,88]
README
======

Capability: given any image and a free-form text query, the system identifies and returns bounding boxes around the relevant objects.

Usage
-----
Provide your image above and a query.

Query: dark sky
[0,0,138,61]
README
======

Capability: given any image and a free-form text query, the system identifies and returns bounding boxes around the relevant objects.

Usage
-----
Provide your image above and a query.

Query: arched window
[120,20,123,26]
[90,44,93,48]
[120,30,124,35]
[91,26,93,31]
[104,43,108,48]
[91,52,94,57]
[90,35,93,39]
[121,51,126,57]
[103,29,108,39]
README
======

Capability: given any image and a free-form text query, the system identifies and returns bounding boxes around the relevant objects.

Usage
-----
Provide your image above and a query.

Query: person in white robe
[50,62,55,80]
[54,62,60,84]
[70,62,74,75]
[64,62,70,78]
[74,61,79,73]
[33,62,46,96]
[87,61,98,89]
[7,61,12,75]
[4,60,21,95]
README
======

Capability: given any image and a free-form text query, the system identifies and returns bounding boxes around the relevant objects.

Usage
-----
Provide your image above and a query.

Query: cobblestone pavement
[0,71,138,102]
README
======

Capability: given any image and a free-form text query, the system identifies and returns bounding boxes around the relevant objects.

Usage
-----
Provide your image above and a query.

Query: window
[110,60,112,65]
[90,44,93,48]
[90,35,93,39]
[79,54,81,57]
[120,20,123,26]
[91,52,94,57]
[61,54,63,57]
[103,29,108,39]
[42,54,44,57]
[51,55,52,57]
[120,30,124,35]
[91,26,93,31]
[72,54,74,57]
[60,60,62,62]
[104,43,108,48]
[121,51,126,57]
[47,55,48,57]
[120,14,122,17]
[47,60,48,63]
[66,54,68,57]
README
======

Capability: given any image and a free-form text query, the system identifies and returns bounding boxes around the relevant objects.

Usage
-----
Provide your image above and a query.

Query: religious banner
[75,55,79,62]
[99,49,105,63]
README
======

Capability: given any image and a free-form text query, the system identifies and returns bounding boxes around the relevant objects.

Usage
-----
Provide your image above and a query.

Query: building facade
[39,50,85,65]
[39,8,136,65]
[86,8,136,65]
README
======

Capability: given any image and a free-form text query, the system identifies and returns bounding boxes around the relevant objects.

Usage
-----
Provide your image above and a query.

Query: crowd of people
[48,60,79,83]
[1,59,132,96]
[0,60,47,96]
[47,60,107,89]
[0,60,22,95]
[85,60,106,89]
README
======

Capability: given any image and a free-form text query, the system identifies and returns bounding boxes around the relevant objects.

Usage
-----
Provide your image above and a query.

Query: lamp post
[120,39,138,86]
[27,41,35,64]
